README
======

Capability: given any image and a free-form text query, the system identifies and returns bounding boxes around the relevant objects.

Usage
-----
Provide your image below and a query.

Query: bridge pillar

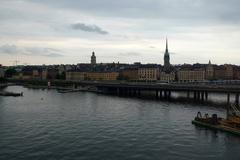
[129,88,132,97]
[201,92,204,101]
[160,90,163,99]
[227,93,230,105]
[205,92,208,101]
[187,91,190,98]
[197,92,201,100]
[137,89,141,97]
[194,91,197,100]
[156,90,159,99]
[133,89,137,97]
[164,90,167,99]
[117,88,120,96]
[168,91,171,100]
[235,93,239,106]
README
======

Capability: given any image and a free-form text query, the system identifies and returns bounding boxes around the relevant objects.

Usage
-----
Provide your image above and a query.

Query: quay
[8,79,240,105]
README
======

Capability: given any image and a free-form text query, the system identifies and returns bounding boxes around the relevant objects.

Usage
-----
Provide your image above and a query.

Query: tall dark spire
[164,38,170,72]
[165,38,168,53]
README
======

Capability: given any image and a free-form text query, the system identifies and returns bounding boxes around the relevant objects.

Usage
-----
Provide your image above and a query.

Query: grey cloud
[118,52,141,57]
[30,0,240,24]
[0,44,63,57]
[0,44,22,55]
[71,23,108,35]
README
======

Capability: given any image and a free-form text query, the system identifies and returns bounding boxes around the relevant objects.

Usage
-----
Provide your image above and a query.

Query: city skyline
[1,0,240,66]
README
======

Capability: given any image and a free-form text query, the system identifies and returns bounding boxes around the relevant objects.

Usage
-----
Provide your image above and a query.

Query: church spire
[165,38,168,53]
[164,38,170,72]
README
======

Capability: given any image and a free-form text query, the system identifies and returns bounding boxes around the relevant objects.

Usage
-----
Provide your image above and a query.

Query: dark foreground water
[0,86,240,160]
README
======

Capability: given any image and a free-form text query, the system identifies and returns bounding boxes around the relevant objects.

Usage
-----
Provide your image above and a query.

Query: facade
[138,67,159,81]
[85,72,119,81]
[177,69,205,82]
[159,71,175,82]
[214,65,233,80]
[233,66,240,80]
[66,72,85,81]
[205,60,214,80]
[42,70,48,80]
[32,70,41,79]
[119,68,138,80]
[91,52,96,65]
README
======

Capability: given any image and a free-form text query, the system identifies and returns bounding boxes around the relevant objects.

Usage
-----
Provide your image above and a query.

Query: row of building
[1,40,240,82]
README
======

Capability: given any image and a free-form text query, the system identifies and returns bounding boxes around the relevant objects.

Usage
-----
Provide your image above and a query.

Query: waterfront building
[138,65,159,81]
[177,65,205,82]
[119,68,138,81]
[214,64,233,80]
[205,60,214,80]
[233,66,240,80]
[159,71,175,82]
[41,70,48,80]
[91,52,96,65]
[85,72,119,81]
[32,70,41,79]
[66,71,86,81]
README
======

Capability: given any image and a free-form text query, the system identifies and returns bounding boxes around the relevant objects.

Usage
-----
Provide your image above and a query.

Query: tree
[4,68,17,78]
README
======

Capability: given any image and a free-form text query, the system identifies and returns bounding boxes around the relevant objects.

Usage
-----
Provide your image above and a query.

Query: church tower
[91,51,96,65]
[206,60,214,80]
[164,38,170,72]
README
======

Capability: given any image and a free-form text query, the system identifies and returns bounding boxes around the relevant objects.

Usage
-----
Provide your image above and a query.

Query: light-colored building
[159,71,175,82]
[86,72,119,81]
[205,60,214,80]
[138,67,159,81]
[177,69,205,82]
[42,70,48,80]
[66,72,86,81]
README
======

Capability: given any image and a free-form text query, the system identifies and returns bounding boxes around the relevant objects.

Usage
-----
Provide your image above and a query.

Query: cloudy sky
[0,0,240,66]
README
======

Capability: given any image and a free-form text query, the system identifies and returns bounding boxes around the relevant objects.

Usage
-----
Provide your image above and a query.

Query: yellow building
[41,70,48,80]
[66,72,86,81]
[12,73,32,80]
[32,70,40,79]
[86,72,119,81]
[138,67,159,81]
[177,69,205,82]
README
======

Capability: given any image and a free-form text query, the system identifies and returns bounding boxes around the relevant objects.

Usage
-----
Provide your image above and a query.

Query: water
[0,86,240,160]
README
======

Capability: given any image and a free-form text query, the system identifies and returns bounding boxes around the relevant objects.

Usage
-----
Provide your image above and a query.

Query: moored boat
[192,104,240,136]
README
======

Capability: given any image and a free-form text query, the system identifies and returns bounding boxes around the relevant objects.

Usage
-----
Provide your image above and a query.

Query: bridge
[8,79,240,106]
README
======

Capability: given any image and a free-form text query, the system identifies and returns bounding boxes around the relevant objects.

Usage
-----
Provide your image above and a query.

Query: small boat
[0,91,23,97]
[192,104,240,136]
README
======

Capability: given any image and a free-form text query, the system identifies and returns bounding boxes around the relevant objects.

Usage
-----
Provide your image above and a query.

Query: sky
[0,0,240,66]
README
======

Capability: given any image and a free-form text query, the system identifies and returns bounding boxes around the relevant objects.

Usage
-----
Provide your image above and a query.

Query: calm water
[0,86,240,160]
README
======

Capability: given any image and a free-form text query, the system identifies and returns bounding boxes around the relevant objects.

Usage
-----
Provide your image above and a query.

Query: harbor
[0,85,239,160]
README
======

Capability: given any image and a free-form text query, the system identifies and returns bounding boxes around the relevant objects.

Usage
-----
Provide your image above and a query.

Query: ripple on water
[0,86,240,160]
